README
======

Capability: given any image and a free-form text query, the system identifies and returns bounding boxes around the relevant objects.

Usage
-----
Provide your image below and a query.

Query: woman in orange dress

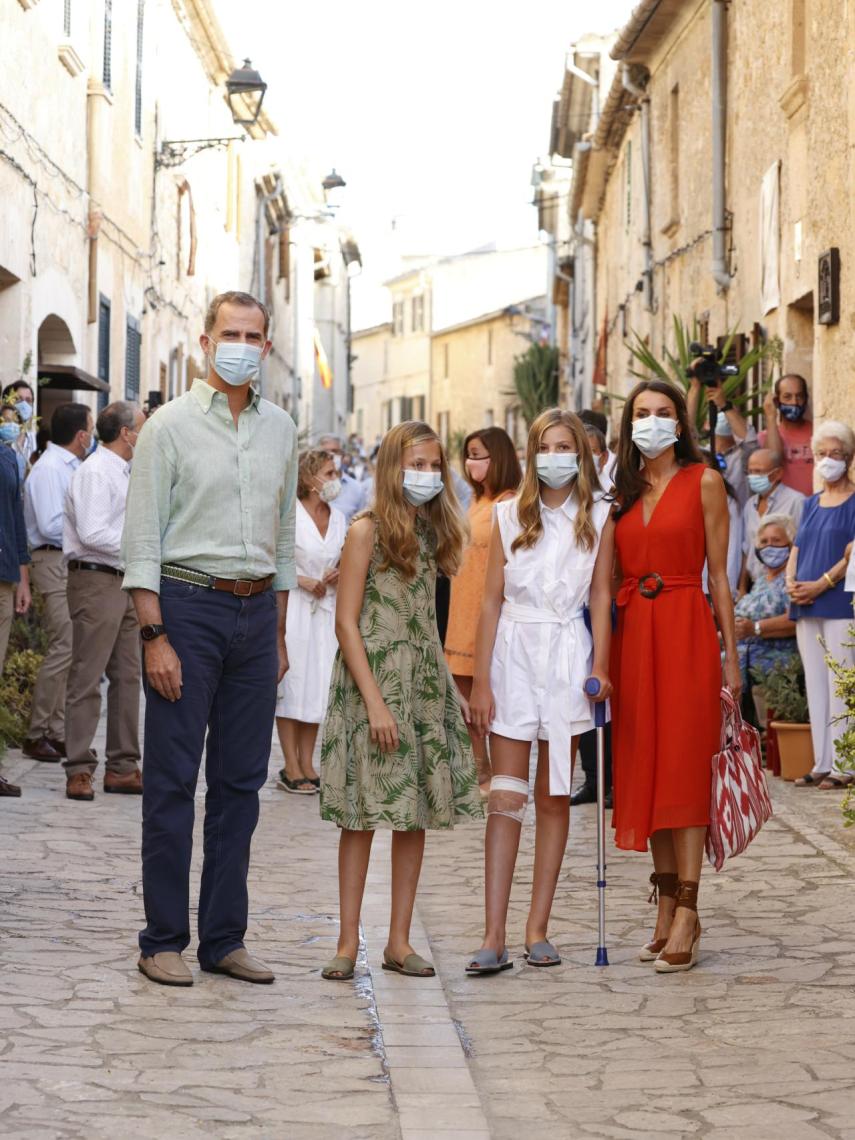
[445,428,522,793]
[611,380,740,973]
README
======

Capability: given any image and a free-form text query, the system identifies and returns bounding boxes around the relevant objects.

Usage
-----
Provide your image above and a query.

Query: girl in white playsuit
[467,408,614,973]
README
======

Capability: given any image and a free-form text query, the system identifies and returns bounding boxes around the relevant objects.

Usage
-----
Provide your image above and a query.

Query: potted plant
[759,657,814,781]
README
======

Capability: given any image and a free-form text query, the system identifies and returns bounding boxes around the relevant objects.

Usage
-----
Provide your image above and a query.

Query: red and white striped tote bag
[706,688,773,871]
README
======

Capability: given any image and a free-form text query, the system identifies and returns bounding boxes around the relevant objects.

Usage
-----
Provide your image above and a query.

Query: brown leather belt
[161,563,273,596]
[210,575,273,597]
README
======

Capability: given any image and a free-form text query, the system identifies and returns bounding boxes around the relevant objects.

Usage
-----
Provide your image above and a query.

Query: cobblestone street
[2,711,855,1139]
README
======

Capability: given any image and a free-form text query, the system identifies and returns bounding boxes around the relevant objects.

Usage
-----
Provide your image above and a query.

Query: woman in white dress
[276,449,347,794]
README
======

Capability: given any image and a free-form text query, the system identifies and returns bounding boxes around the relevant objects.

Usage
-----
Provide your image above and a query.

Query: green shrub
[825,625,855,826]
[754,656,809,724]
[0,648,43,753]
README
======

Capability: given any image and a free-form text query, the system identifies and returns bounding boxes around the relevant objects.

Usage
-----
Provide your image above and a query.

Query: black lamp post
[322,169,346,193]
[225,59,268,127]
[157,59,268,168]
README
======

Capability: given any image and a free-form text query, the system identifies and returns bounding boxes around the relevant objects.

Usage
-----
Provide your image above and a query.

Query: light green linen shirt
[122,380,298,593]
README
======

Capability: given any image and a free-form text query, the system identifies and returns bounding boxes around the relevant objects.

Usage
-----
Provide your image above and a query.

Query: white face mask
[402,469,444,505]
[318,477,342,503]
[632,416,679,458]
[535,452,578,489]
[210,340,262,387]
[816,456,848,483]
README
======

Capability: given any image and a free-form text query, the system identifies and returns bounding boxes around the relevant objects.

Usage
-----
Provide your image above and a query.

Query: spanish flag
[314,328,333,390]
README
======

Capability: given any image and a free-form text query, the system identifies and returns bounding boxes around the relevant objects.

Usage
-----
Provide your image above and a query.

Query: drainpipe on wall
[622,66,653,312]
[711,0,731,292]
[255,178,284,398]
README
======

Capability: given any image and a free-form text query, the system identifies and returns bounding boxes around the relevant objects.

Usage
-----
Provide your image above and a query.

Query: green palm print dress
[320,514,483,832]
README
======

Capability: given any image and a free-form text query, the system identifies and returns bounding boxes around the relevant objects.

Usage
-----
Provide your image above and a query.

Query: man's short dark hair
[584,423,607,453]
[97,401,138,444]
[51,402,91,446]
[580,409,608,435]
[3,380,34,400]
[204,291,270,337]
[774,373,809,399]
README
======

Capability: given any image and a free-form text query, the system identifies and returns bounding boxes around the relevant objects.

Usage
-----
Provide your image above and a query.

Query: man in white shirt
[63,402,146,801]
[22,402,93,762]
[738,448,806,593]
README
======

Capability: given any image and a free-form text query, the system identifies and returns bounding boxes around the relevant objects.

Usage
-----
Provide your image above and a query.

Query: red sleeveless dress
[610,464,721,852]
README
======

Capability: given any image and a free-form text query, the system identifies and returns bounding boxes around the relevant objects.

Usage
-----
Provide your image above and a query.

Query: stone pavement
[2,713,855,1139]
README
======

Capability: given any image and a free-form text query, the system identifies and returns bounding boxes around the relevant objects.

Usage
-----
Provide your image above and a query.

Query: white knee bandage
[487,776,529,824]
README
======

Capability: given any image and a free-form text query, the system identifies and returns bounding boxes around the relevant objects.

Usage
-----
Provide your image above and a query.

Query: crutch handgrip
[584,677,607,728]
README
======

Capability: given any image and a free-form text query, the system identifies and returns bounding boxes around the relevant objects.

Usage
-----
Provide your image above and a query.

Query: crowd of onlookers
[0,368,853,802]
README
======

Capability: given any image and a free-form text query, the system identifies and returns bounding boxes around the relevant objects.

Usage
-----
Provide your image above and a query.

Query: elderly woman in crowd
[733,514,798,727]
[787,421,855,789]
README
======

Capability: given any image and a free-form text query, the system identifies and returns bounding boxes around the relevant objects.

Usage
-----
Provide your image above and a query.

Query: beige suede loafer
[204,947,275,984]
[137,952,193,986]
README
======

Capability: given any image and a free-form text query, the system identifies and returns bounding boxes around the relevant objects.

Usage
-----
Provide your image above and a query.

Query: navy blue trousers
[139,578,278,966]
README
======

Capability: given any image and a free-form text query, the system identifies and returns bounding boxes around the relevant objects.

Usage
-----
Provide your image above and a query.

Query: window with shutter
[98,297,110,384]
[134,1,144,136]
[125,316,141,401]
[103,0,113,91]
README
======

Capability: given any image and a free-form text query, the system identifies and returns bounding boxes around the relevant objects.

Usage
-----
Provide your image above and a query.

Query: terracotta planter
[770,721,814,781]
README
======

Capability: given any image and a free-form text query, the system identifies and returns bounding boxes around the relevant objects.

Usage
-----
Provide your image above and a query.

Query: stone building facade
[1,0,356,437]
[550,0,855,431]
[350,246,547,447]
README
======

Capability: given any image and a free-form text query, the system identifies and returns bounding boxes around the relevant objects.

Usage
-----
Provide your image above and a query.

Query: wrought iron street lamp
[225,59,268,127]
[156,59,267,168]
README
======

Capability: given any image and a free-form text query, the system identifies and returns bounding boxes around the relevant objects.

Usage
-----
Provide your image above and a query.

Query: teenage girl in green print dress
[320,421,482,981]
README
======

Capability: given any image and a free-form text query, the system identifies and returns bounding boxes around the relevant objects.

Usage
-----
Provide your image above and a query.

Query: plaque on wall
[818,248,840,325]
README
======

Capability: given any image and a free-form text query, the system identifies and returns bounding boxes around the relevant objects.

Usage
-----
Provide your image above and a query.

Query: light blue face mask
[402,469,443,505]
[16,401,33,423]
[747,473,772,496]
[211,341,262,387]
[0,423,20,443]
[535,452,579,489]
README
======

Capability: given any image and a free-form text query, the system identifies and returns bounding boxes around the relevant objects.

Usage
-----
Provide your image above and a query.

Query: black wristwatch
[140,624,167,642]
[720,400,734,412]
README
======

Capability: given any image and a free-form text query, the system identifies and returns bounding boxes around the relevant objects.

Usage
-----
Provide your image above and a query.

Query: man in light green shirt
[124,291,297,989]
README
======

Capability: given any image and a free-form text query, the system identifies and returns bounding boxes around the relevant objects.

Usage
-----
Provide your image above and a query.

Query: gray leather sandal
[322,955,355,981]
[524,940,561,967]
[465,947,513,975]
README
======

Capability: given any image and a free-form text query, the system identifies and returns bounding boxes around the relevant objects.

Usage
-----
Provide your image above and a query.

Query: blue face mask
[756,545,790,569]
[779,403,806,423]
[747,473,772,496]
[0,423,20,443]
[535,453,579,489]
[402,470,443,505]
[16,401,33,423]
[211,341,262,387]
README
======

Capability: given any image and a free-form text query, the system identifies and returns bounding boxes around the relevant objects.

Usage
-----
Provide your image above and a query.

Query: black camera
[685,342,739,388]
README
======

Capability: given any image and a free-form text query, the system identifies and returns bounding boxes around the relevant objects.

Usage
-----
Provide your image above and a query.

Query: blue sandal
[465,947,513,975]
[524,941,561,967]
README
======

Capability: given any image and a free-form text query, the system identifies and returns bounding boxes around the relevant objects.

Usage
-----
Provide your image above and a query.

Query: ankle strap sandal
[647,871,679,905]
[674,880,699,912]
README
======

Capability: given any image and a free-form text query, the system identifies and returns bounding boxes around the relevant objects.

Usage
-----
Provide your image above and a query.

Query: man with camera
[686,347,757,504]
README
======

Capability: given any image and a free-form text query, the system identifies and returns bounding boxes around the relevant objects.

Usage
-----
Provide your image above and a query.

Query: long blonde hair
[370,421,468,577]
[512,407,600,553]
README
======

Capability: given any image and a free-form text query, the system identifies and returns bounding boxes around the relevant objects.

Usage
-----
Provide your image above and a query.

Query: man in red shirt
[759,373,814,496]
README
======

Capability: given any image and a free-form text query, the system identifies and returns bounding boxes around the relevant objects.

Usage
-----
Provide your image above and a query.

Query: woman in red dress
[611,381,740,972]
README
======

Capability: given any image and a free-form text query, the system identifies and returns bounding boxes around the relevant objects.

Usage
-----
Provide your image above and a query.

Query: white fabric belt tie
[500,601,591,796]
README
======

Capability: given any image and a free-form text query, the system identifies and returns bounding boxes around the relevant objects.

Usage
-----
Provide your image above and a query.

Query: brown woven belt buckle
[638,572,664,599]
[232,578,255,597]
